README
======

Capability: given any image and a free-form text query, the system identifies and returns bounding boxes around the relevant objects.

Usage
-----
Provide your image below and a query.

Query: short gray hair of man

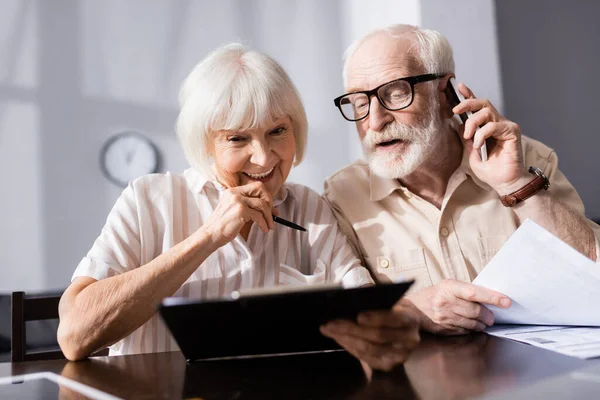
[343,24,455,88]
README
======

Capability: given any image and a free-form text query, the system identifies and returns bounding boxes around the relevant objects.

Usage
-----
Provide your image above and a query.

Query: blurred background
[0,0,598,294]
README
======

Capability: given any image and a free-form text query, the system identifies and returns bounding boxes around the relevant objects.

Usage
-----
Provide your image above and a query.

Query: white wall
[0,0,509,292]
[0,0,44,292]
[0,0,427,292]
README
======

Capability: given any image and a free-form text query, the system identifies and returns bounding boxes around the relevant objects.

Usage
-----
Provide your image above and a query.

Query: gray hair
[176,43,308,178]
[343,24,455,88]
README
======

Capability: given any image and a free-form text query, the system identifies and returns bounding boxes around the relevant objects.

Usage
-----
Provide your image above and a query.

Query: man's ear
[438,73,456,120]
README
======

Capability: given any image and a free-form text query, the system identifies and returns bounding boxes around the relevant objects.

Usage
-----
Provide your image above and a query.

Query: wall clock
[100,131,159,187]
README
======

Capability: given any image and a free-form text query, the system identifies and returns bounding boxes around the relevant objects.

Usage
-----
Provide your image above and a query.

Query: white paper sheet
[486,325,600,359]
[472,219,600,326]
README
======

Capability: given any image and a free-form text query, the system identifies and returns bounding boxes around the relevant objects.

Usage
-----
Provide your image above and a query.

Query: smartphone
[447,77,488,161]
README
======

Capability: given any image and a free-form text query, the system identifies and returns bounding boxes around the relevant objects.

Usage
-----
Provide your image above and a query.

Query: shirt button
[405,192,412,199]
[378,257,390,269]
[440,227,450,237]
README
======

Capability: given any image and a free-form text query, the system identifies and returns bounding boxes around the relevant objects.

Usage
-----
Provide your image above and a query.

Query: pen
[273,216,306,232]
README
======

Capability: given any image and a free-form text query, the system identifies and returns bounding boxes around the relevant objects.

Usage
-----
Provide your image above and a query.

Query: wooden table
[1,333,597,399]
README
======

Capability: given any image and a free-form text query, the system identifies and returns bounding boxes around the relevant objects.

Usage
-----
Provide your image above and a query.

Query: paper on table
[486,325,600,359]
[472,219,600,326]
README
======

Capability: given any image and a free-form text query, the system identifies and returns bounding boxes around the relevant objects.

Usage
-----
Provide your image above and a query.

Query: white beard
[362,97,443,180]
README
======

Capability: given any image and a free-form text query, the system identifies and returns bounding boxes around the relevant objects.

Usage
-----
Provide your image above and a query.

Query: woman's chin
[263,176,283,198]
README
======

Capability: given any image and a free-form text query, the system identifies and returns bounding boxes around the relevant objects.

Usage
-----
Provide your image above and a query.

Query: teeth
[246,167,274,179]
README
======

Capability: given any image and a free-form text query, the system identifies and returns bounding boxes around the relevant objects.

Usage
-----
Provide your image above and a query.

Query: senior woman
[57,44,421,370]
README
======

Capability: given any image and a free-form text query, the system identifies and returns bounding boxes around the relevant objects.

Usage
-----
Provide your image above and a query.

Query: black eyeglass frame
[333,73,445,122]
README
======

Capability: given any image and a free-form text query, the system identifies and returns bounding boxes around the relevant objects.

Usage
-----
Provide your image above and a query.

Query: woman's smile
[243,166,276,182]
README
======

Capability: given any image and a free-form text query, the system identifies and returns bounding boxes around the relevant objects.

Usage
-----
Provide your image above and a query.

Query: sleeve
[304,190,374,288]
[539,150,600,262]
[72,183,142,282]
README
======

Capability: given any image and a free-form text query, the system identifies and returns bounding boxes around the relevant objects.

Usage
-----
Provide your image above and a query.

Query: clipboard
[159,280,413,362]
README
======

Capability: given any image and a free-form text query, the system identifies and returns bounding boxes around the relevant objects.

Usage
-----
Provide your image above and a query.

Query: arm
[58,181,275,360]
[57,228,219,361]
[455,82,597,261]
[496,151,597,260]
[507,182,596,260]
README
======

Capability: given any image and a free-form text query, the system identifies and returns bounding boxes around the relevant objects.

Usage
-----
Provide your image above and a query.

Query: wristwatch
[499,166,550,207]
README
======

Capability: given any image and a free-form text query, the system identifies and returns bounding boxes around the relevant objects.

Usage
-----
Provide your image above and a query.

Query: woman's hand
[320,299,422,372]
[201,181,276,246]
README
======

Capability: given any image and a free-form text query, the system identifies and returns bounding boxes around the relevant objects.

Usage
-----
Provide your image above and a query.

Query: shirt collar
[183,168,292,206]
[369,169,404,202]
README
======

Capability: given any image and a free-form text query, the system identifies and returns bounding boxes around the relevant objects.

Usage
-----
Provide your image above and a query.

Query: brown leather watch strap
[499,166,550,207]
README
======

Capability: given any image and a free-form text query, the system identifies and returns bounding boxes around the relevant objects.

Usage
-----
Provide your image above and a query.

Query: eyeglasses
[333,73,444,122]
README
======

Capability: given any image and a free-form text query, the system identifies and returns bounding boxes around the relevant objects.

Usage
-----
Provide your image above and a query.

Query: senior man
[321,24,600,343]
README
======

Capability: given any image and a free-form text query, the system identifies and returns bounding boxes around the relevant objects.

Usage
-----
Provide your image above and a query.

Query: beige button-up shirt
[324,136,600,293]
[73,168,373,355]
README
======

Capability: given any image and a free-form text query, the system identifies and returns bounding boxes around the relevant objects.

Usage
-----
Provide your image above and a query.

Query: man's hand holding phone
[447,79,530,197]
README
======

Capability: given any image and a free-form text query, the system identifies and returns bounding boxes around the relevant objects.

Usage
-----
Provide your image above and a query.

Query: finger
[458,82,475,99]
[427,301,486,332]
[323,329,413,364]
[452,98,500,115]
[331,334,405,372]
[462,107,494,141]
[322,320,397,344]
[235,181,273,206]
[426,320,471,335]
[472,122,496,149]
[452,98,487,115]
[451,298,495,326]
[357,308,420,329]
[322,320,419,347]
[473,120,518,149]
[243,197,274,230]
[243,207,270,233]
[418,312,472,336]
[448,281,511,308]
[437,326,471,336]
[448,315,487,332]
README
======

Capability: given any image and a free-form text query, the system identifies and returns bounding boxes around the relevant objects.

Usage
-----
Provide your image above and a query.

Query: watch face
[100,131,159,186]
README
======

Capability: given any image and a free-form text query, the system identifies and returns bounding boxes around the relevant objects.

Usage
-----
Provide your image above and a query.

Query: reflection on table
[0,333,594,399]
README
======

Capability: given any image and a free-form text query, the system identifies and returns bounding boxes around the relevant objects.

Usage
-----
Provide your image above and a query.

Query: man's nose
[368,96,394,132]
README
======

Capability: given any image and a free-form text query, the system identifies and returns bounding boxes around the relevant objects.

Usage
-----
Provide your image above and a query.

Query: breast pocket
[477,235,509,268]
[366,248,432,291]
[278,259,327,286]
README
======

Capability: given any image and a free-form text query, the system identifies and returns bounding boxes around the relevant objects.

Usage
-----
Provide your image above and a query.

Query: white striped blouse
[72,168,374,355]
